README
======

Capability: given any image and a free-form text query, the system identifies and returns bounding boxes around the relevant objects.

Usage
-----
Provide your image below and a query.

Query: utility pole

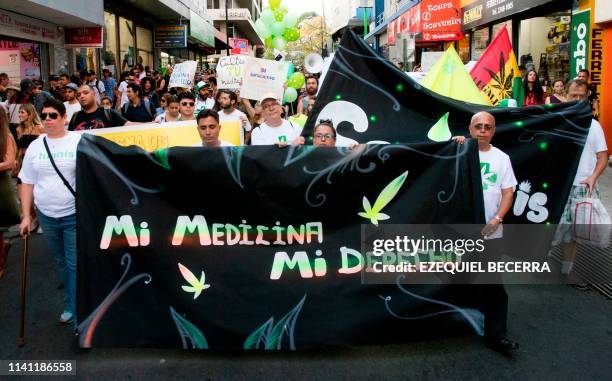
[225,0,230,56]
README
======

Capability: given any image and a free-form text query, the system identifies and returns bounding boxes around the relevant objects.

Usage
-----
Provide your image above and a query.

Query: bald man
[454,111,518,356]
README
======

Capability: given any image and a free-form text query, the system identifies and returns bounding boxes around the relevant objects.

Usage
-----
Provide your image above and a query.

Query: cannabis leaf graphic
[358,171,409,226]
[178,263,210,300]
[483,52,514,103]
[480,163,497,191]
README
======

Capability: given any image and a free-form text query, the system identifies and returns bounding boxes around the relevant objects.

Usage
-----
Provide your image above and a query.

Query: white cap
[260,92,280,104]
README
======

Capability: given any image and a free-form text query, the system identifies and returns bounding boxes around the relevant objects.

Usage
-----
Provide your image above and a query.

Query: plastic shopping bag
[572,197,612,248]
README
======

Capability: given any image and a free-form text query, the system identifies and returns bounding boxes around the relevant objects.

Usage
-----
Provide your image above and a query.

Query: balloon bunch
[283,70,305,104]
[254,0,300,51]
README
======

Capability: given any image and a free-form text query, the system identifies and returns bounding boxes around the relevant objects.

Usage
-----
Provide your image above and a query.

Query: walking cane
[18,234,29,347]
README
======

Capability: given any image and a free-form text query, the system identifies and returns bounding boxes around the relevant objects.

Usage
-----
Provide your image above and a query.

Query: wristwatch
[494,215,503,223]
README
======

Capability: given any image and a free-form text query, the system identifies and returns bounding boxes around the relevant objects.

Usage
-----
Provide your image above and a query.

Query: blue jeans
[37,211,77,319]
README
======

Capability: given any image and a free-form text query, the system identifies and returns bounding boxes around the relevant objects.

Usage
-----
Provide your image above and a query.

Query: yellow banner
[83,120,242,151]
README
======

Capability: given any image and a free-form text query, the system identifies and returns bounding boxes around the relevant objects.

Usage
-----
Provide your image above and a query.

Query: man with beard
[68,85,130,130]
[48,75,63,100]
[62,83,81,126]
[297,76,318,116]
[217,89,251,146]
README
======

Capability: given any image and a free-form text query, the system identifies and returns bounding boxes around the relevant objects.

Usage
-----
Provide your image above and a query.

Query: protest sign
[85,120,241,149]
[240,57,290,101]
[217,55,247,90]
[169,60,197,89]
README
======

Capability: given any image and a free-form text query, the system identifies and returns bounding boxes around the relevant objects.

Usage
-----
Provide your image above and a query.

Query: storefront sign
[410,4,422,33]
[421,0,462,33]
[0,9,60,45]
[155,24,187,48]
[64,27,103,48]
[217,55,247,90]
[462,0,552,29]
[0,40,41,82]
[239,57,290,101]
[590,27,603,99]
[189,10,215,48]
[229,38,249,54]
[387,19,397,45]
[570,9,590,79]
[421,31,463,41]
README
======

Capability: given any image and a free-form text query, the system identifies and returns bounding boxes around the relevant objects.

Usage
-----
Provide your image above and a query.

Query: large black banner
[304,31,593,224]
[77,135,489,349]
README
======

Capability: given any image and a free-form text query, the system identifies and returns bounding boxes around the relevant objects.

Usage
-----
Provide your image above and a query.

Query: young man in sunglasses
[453,111,518,356]
[177,92,196,121]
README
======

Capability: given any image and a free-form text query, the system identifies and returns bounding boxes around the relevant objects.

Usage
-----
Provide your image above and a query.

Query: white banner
[239,57,290,101]
[169,60,197,89]
[217,55,247,90]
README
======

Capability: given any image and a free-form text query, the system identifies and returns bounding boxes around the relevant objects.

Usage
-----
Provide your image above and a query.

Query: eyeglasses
[262,103,278,110]
[40,112,60,120]
[160,99,167,103]
[181,102,195,107]
[314,133,335,140]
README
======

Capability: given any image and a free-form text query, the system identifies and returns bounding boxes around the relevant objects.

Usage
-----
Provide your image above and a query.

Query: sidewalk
[1,173,611,380]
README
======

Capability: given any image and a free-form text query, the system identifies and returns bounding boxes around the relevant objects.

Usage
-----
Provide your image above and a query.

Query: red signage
[421,31,463,41]
[64,27,103,48]
[387,19,397,45]
[420,0,461,33]
[229,38,249,54]
[410,4,421,33]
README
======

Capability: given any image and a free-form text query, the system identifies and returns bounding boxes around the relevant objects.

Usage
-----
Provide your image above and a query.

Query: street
[1,172,612,380]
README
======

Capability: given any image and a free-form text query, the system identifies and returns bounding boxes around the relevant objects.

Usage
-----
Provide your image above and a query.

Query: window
[471,27,489,61]
[119,17,135,71]
[103,12,118,71]
[136,27,153,69]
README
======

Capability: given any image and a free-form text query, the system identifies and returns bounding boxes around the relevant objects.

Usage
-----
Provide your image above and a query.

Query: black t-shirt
[122,100,154,123]
[68,107,127,131]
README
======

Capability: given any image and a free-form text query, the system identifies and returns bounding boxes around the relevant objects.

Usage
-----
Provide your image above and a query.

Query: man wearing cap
[63,83,81,126]
[20,79,55,115]
[195,81,211,115]
[250,93,301,145]
[48,75,63,101]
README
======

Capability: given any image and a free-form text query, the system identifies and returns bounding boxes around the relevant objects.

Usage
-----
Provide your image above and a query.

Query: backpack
[122,98,153,120]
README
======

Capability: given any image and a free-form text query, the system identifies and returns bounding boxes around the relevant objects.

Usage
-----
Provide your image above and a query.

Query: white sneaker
[59,311,74,324]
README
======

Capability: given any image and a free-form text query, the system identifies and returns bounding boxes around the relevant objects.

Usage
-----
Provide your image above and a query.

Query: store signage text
[590,28,603,99]
[464,5,483,24]
[462,0,550,28]
[570,9,590,78]
[64,27,103,48]
[0,9,59,45]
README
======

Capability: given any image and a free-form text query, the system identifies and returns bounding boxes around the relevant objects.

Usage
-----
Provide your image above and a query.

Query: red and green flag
[469,25,524,106]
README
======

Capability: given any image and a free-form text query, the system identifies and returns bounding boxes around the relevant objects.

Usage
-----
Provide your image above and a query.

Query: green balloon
[288,72,305,89]
[274,6,288,22]
[272,36,287,51]
[270,21,285,36]
[264,36,273,49]
[283,27,300,42]
[287,62,295,78]
[269,0,282,10]
[283,87,298,103]
[260,8,276,25]
[255,19,271,39]
[283,13,298,28]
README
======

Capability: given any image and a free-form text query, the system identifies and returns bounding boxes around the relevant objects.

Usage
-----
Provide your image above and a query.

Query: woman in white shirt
[19,98,81,325]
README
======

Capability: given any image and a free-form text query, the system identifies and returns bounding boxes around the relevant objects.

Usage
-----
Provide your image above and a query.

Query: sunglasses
[318,118,333,126]
[41,112,60,120]
[181,102,195,107]
[473,124,494,131]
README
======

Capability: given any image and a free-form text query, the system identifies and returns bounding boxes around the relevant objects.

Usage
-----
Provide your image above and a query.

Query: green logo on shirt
[480,162,498,190]
[278,135,287,143]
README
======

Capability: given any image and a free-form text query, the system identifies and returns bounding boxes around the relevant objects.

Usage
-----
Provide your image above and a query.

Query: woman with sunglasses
[18,98,81,325]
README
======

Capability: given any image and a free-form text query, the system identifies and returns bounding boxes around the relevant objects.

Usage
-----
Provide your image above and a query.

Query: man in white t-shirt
[217,89,251,145]
[194,109,234,147]
[62,83,81,127]
[250,93,301,145]
[453,111,518,356]
[554,80,608,282]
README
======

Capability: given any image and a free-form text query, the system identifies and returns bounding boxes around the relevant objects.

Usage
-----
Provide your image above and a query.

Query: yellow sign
[84,120,242,151]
